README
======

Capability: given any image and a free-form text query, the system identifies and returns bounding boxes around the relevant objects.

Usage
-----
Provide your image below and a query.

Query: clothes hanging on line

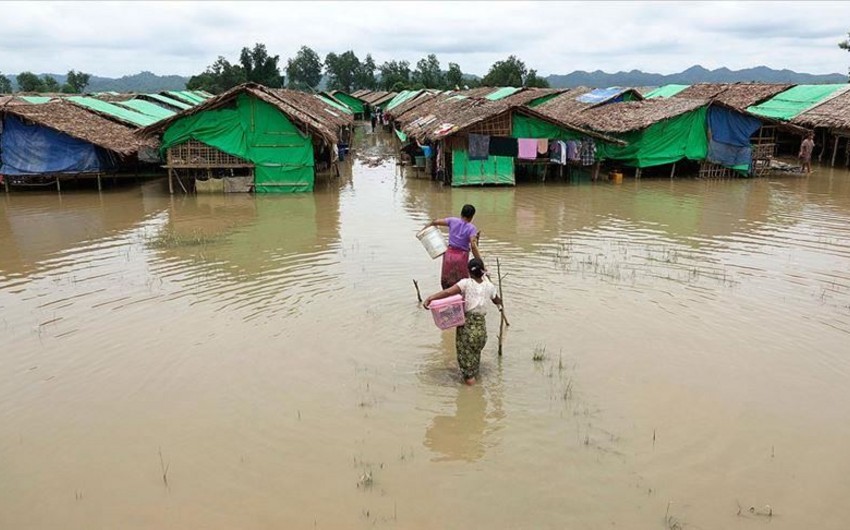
[518,138,538,160]
[566,140,580,162]
[537,139,548,155]
[468,134,490,161]
[579,138,597,166]
[488,136,518,157]
[549,140,562,164]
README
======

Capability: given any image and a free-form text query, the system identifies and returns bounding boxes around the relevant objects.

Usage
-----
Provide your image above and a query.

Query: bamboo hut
[0,101,158,191]
[393,93,623,186]
[792,90,850,167]
[136,83,353,194]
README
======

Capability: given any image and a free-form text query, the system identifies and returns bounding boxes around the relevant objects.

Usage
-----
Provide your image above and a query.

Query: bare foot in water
[464,377,476,386]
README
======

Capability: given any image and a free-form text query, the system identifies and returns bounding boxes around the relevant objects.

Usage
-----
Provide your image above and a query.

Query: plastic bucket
[416,226,448,259]
[415,156,426,168]
[610,170,623,183]
[429,294,466,329]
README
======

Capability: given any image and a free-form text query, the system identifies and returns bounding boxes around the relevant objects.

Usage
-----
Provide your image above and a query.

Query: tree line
[0,70,91,94]
[185,43,550,95]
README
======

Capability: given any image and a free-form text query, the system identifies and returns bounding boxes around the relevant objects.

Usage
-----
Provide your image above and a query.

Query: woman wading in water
[424,204,482,289]
[423,259,502,385]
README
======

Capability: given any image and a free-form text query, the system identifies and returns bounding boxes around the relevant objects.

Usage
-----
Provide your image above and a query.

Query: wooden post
[412,279,422,303]
[832,136,839,167]
[4,177,8,194]
[97,173,102,191]
[670,163,676,179]
[496,257,508,356]
[592,161,601,181]
[635,167,642,179]
[168,169,174,195]
[56,177,61,193]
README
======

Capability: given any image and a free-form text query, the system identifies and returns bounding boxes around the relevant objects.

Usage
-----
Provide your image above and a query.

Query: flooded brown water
[2,128,850,529]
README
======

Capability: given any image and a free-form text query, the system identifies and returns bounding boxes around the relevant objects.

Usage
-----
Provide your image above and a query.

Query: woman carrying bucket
[424,204,483,289]
[423,259,502,385]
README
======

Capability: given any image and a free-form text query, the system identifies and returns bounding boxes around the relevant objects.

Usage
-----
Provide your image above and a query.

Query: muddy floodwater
[2,129,850,529]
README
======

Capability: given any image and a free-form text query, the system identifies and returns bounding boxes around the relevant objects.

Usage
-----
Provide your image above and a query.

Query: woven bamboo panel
[166,140,253,168]
[699,161,735,179]
[463,112,511,137]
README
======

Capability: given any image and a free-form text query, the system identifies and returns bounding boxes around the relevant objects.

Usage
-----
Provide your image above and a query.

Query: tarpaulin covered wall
[706,106,762,173]
[597,106,708,168]
[160,93,315,193]
[451,149,514,186]
[0,115,115,175]
[747,84,848,120]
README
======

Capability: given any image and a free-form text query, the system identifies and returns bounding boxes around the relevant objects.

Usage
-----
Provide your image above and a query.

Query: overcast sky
[2,1,849,78]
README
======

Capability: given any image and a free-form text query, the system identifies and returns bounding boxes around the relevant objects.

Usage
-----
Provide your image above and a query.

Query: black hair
[461,204,476,219]
[468,258,485,279]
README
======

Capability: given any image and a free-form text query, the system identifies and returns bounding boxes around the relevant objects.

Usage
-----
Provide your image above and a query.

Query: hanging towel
[559,141,568,165]
[489,136,518,157]
[518,138,538,160]
[468,133,490,161]
[422,145,433,159]
[537,139,548,155]
[549,140,561,163]
[566,140,579,162]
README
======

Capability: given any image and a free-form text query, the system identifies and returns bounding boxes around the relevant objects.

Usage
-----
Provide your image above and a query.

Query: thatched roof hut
[674,83,793,109]
[791,90,850,132]
[568,97,709,133]
[3,101,155,156]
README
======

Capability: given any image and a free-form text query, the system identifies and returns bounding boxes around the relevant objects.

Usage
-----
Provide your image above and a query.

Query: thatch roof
[2,101,156,156]
[360,91,393,105]
[791,90,850,131]
[675,83,793,109]
[499,88,569,106]
[350,89,371,99]
[386,91,439,118]
[394,92,623,145]
[0,95,29,107]
[569,98,710,133]
[136,83,352,145]
[369,91,398,107]
[530,87,595,122]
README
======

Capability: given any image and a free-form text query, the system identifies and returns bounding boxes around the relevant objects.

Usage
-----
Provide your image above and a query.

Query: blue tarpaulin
[0,116,114,175]
[707,106,761,147]
[707,139,752,171]
[576,87,627,105]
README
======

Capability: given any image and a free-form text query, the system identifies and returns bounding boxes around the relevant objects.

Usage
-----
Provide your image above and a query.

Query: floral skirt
[441,246,469,289]
[455,313,487,380]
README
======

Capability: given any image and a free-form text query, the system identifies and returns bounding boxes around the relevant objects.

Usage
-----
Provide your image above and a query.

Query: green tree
[65,70,91,93]
[42,76,60,93]
[324,50,360,92]
[240,43,283,87]
[355,53,377,91]
[445,62,463,90]
[379,60,411,91]
[481,55,526,87]
[0,73,11,93]
[413,54,443,89]
[286,45,323,91]
[16,71,44,92]
[187,56,247,94]
[524,69,550,88]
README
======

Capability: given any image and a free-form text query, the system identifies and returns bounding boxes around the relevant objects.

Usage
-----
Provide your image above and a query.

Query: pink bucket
[429,294,466,330]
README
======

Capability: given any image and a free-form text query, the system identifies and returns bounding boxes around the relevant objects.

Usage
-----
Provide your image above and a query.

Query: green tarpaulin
[451,149,514,186]
[597,106,708,168]
[385,90,423,111]
[19,96,51,104]
[394,128,408,142]
[161,93,315,193]
[116,99,176,120]
[317,95,354,115]
[527,93,560,108]
[747,84,847,120]
[485,87,521,101]
[644,84,690,99]
[167,91,205,105]
[67,96,159,127]
[145,93,193,110]
[331,92,364,114]
[511,114,584,140]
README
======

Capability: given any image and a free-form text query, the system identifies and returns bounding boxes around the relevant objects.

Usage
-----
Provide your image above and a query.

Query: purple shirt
[446,217,478,251]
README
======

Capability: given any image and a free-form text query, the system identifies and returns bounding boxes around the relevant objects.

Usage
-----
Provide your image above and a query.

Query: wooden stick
[412,279,422,303]
[497,257,510,327]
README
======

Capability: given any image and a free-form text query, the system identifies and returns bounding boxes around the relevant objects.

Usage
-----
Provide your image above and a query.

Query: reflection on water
[2,128,850,529]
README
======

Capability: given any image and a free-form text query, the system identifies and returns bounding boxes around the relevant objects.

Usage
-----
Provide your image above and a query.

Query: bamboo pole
[832,136,839,167]
[413,279,422,303]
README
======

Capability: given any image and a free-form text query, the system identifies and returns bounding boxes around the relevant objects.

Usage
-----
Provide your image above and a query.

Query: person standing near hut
[799,132,815,174]
[423,258,502,385]
[424,204,483,289]
[370,108,378,132]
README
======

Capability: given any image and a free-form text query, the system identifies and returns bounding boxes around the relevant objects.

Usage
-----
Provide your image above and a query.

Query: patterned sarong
[456,313,487,380]
[441,246,469,289]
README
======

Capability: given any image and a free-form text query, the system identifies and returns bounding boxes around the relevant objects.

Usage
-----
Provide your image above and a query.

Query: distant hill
[8,71,189,93]
[546,65,848,88]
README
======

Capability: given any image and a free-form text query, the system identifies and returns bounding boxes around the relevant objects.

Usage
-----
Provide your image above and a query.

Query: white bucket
[416,226,448,259]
